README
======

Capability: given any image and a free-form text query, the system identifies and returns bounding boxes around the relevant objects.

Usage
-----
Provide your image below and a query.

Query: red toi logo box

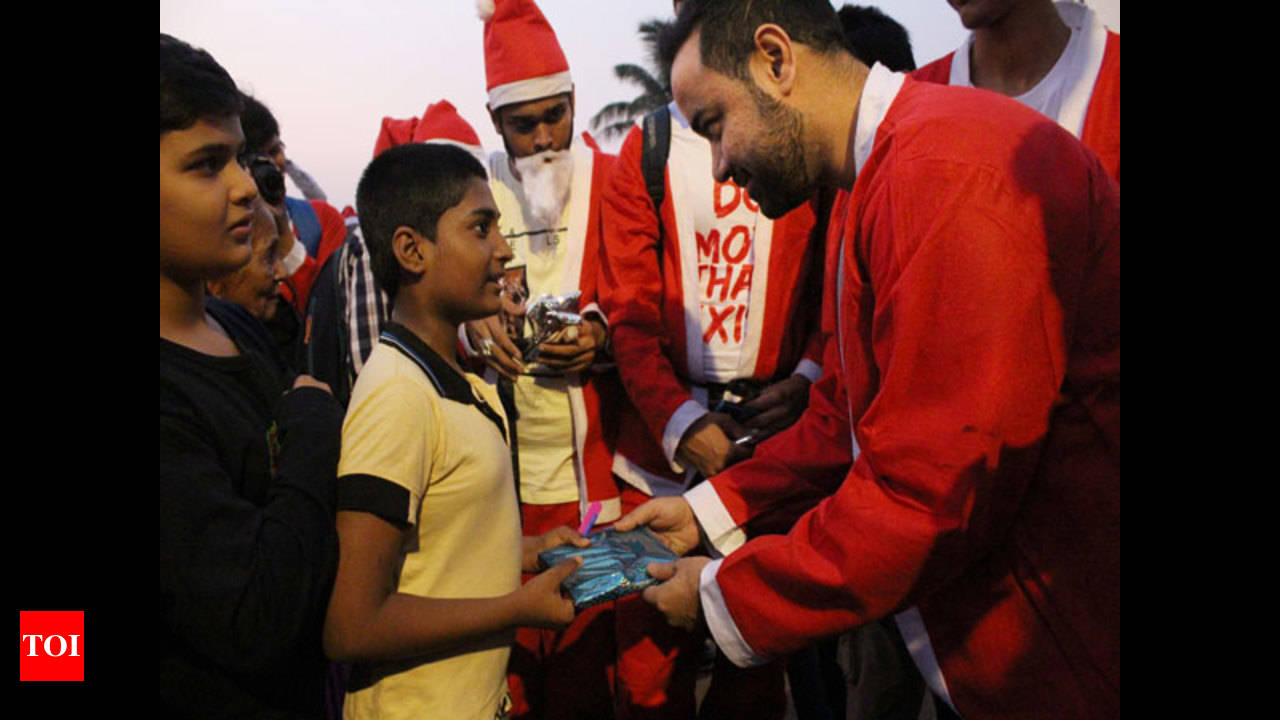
[19,611,84,681]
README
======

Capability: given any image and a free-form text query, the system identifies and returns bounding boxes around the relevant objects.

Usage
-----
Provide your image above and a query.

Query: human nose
[710,144,731,184]
[229,161,258,206]
[494,230,514,265]
[533,123,554,153]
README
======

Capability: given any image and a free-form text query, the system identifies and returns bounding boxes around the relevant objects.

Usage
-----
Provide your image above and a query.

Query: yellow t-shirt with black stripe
[337,323,520,720]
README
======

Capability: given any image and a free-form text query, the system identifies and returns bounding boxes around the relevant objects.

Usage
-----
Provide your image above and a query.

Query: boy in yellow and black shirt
[323,143,587,720]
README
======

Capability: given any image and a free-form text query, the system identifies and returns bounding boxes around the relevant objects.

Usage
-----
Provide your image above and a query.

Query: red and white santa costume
[912,0,1120,183]
[596,106,829,720]
[600,105,826,498]
[686,65,1121,720]
[480,140,622,521]
[470,2,639,718]
[469,0,622,530]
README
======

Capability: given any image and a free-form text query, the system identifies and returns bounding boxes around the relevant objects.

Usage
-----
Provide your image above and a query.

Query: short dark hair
[239,94,281,155]
[838,4,916,72]
[659,0,847,83]
[355,143,488,299]
[159,33,242,135]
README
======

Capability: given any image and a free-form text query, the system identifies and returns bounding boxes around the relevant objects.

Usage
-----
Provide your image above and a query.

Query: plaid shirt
[340,220,389,382]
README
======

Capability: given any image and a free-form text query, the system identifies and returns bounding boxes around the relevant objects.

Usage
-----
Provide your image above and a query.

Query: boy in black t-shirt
[159,32,343,719]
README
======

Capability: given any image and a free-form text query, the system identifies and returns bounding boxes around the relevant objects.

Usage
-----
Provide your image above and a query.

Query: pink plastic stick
[578,501,602,536]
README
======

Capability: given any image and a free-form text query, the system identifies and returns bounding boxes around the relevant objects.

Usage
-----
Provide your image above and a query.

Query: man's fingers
[646,561,677,581]
[534,346,593,371]
[726,441,754,466]
[614,500,661,532]
[719,415,749,439]
[473,315,522,358]
[492,332,522,359]
[744,404,789,430]
[468,320,523,378]
[487,345,524,378]
[743,389,782,410]
[533,341,584,357]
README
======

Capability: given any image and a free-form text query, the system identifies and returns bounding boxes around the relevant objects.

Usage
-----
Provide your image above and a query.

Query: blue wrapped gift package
[537,527,680,609]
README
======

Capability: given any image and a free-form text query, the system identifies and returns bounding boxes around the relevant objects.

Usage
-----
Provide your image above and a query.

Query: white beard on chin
[514,149,573,234]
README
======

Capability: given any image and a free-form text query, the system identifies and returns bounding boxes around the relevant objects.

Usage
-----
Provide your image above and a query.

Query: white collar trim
[853,63,907,176]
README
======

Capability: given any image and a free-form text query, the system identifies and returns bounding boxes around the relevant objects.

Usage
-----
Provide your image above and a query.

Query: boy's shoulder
[346,341,440,413]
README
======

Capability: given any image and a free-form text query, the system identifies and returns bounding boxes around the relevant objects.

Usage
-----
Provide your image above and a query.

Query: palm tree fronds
[586,18,677,143]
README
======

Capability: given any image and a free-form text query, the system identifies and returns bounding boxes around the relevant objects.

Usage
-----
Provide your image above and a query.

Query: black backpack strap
[302,240,352,406]
[640,105,672,270]
[641,105,671,213]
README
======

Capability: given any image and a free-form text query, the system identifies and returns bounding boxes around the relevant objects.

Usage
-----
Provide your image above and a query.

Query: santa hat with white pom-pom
[477,0,573,110]
[371,99,488,170]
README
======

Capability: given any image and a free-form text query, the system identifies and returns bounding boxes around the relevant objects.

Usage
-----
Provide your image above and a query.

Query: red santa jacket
[701,74,1120,719]
[912,3,1120,183]
[598,115,826,496]
[479,142,626,525]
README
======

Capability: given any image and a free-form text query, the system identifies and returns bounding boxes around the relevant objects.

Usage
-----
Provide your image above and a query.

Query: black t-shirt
[205,295,294,380]
[159,310,342,719]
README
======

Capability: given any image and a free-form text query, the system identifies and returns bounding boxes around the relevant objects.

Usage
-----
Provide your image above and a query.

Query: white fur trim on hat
[476,0,495,21]
[423,138,490,174]
[487,70,573,110]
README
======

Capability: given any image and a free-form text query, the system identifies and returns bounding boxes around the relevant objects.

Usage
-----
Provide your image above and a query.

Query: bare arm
[323,510,579,663]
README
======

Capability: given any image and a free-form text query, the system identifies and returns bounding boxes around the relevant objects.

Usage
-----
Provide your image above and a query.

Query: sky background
[159,0,1118,213]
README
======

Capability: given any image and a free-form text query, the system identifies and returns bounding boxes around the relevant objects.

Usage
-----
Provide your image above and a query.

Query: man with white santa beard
[460,1,684,718]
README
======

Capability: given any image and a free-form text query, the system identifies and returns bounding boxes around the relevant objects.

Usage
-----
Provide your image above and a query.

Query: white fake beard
[514,149,574,234]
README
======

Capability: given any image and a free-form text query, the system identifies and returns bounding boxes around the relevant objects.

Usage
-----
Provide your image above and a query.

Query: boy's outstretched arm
[323,510,580,663]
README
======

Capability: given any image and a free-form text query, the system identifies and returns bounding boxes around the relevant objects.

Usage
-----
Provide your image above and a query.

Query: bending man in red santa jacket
[616,2,1120,719]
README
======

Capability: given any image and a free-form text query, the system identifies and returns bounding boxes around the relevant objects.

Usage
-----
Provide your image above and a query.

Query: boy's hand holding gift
[511,557,583,629]
[522,526,591,573]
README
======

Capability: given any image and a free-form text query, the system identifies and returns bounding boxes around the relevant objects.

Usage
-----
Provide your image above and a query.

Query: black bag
[301,241,353,407]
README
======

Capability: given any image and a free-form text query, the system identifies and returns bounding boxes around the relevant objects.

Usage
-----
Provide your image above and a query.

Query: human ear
[391,226,429,275]
[751,24,796,96]
[487,103,503,135]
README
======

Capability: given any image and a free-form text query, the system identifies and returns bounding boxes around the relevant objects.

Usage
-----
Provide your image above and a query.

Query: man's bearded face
[736,83,814,219]
[671,33,816,219]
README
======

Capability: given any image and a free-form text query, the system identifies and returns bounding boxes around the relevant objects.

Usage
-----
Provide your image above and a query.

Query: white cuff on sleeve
[663,401,709,473]
[686,480,747,557]
[580,301,608,329]
[793,358,822,384]
[700,558,771,668]
[282,236,308,275]
[457,324,478,357]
